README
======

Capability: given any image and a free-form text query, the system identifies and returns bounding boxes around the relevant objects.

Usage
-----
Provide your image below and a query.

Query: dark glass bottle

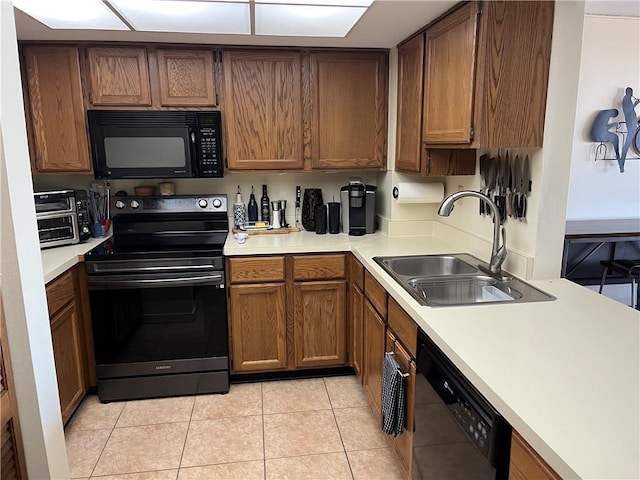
[247,186,258,222]
[260,184,270,223]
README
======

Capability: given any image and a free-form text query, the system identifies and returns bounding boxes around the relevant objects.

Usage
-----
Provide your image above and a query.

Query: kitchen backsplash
[32,171,378,227]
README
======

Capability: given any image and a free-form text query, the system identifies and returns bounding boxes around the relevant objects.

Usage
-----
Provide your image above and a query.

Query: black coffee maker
[340,178,376,236]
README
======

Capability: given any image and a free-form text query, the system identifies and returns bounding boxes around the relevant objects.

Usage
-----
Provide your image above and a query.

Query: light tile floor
[65,376,405,480]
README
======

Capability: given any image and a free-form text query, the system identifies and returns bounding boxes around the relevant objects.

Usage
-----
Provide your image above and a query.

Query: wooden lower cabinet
[510,431,561,480]
[385,331,416,478]
[363,298,386,419]
[293,281,346,368]
[229,283,287,372]
[45,266,91,424]
[228,254,347,373]
[349,283,364,379]
[50,302,86,422]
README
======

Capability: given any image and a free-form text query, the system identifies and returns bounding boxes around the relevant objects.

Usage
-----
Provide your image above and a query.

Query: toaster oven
[34,190,91,248]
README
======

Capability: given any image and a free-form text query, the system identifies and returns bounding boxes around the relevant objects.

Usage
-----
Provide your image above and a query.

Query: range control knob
[82,226,91,234]
[198,199,208,208]
[115,200,126,210]
[212,198,222,208]
[130,200,140,209]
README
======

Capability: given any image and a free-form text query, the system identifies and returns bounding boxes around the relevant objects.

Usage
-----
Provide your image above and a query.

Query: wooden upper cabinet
[396,33,426,173]
[87,47,151,105]
[223,50,303,170]
[307,51,387,170]
[423,2,478,145]
[421,1,554,149]
[23,45,92,173]
[157,49,216,106]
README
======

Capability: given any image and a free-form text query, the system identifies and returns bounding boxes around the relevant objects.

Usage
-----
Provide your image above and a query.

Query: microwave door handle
[189,127,199,176]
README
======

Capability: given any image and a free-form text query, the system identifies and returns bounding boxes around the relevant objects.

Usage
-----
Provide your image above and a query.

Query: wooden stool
[599,259,640,309]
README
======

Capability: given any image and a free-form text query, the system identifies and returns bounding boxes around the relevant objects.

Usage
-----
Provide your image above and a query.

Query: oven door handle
[88,273,223,288]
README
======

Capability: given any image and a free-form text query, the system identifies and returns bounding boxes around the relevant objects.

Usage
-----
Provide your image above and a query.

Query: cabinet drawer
[292,254,345,280]
[364,270,387,318]
[46,270,75,317]
[228,256,285,283]
[349,254,364,289]
[388,298,417,358]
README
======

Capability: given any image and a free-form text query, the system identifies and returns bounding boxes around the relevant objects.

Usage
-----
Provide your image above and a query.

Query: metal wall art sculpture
[590,87,640,173]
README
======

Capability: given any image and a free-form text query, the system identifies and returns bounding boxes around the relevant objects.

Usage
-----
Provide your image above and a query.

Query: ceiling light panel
[108,0,251,34]
[255,4,367,37]
[255,0,373,6]
[13,0,129,30]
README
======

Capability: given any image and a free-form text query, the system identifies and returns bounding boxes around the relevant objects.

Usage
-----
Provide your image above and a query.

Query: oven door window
[37,216,75,243]
[90,280,227,365]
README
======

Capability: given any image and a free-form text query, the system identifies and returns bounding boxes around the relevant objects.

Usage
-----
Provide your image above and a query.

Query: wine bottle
[247,186,259,222]
[260,184,270,223]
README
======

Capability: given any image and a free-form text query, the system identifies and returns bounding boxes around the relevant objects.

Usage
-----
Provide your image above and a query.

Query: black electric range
[84,195,230,402]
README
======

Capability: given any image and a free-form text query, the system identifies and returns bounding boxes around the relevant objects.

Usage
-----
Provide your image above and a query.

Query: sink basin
[377,255,478,277]
[408,275,522,306]
[373,253,555,307]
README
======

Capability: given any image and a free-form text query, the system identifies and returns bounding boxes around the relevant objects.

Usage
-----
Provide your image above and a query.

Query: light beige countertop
[41,235,111,283]
[224,231,640,480]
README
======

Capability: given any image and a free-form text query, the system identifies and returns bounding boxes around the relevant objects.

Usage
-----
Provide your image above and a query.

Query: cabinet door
[157,50,216,106]
[423,2,478,144]
[1,297,26,480]
[386,331,416,477]
[510,431,561,480]
[223,51,303,170]
[308,52,387,169]
[23,46,91,173]
[293,281,346,368]
[87,47,151,105]
[50,302,86,423]
[396,33,425,173]
[229,283,287,372]
[349,284,364,380]
[363,298,386,419]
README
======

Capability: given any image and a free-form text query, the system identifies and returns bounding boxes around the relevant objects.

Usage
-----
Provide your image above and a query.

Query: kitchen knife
[295,186,301,228]
[479,154,489,215]
[505,152,513,218]
[512,155,521,219]
[522,155,530,219]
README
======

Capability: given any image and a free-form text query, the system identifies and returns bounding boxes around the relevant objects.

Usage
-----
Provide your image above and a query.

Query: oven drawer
[228,256,285,283]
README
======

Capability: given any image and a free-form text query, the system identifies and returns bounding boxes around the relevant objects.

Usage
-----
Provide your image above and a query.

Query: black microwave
[88,110,223,179]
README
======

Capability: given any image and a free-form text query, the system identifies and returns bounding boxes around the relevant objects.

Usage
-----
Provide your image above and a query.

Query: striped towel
[381,352,406,436]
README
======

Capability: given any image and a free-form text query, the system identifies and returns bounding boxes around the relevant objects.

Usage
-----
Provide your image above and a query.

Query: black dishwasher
[412,332,511,480]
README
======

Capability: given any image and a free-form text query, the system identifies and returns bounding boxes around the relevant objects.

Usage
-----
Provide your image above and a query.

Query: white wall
[0,1,70,477]
[566,15,640,220]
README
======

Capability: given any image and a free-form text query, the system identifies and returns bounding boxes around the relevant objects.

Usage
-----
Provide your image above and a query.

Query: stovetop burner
[89,194,230,262]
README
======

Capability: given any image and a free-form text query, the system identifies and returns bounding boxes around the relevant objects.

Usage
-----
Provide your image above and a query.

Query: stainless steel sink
[377,255,478,277]
[373,253,555,307]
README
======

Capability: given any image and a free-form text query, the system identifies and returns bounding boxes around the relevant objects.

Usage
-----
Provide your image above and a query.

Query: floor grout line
[86,397,125,479]
[175,397,197,479]
[261,382,267,480]
[324,378,356,480]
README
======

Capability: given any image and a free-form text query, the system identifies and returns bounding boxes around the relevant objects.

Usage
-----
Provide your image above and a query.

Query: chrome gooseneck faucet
[438,190,508,278]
